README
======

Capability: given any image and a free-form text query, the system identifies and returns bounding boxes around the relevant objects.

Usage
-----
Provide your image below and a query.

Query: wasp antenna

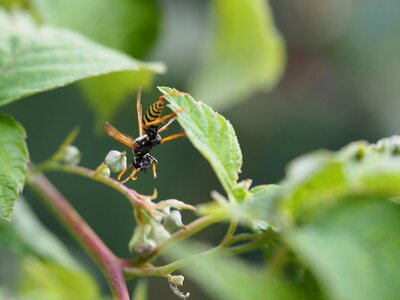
[137,86,143,136]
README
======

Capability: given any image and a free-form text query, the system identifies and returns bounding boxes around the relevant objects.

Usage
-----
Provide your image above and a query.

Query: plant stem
[131,215,223,266]
[34,163,150,209]
[223,233,258,246]
[219,217,238,246]
[27,172,130,300]
[127,239,262,277]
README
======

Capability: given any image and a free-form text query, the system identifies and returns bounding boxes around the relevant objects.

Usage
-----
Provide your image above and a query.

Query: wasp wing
[104,122,137,150]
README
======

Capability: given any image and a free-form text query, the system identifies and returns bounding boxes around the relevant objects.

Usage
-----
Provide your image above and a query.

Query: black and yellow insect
[104,88,187,183]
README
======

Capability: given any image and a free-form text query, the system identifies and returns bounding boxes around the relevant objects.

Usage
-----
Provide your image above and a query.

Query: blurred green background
[2,0,400,299]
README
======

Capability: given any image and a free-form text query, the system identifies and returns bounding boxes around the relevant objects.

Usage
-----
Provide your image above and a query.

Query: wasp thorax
[105,150,127,173]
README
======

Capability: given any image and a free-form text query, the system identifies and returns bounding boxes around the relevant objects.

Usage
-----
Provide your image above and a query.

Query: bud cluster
[129,207,186,255]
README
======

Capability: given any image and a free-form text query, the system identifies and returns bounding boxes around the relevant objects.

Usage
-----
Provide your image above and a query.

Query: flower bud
[61,145,80,165]
[150,223,171,244]
[128,223,152,254]
[133,239,157,255]
[95,163,110,177]
[163,210,184,233]
[105,150,127,173]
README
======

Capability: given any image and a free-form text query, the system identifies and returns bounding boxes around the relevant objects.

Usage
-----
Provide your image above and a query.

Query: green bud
[163,210,184,233]
[150,223,171,244]
[61,145,80,165]
[128,223,152,254]
[133,239,157,255]
[95,163,110,177]
[105,150,127,173]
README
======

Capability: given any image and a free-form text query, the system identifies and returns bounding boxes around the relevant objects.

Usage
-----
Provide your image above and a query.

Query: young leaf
[0,9,165,107]
[0,113,28,221]
[287,199,400,300]
[190,0,286,109]
[159,87,245,201]
[198,185,281,231]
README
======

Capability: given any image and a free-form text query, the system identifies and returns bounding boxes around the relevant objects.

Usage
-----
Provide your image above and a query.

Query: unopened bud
[105,150,127,173]
[133,239,157,255]
[61,145,80,165]
[128,224,152,254]
[150,223,171,244]
[95,163,110,177]
[163,210,184,233]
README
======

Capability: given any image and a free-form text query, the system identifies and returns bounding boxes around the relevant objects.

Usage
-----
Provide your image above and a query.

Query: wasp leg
[136,86,143,136]
[120,168,139,184]
[160,132,187,144]
[158,116,177,133]
[143,109,185,129]
[117,163,132,181]
[157,91,189,103]
[152,162,157,179]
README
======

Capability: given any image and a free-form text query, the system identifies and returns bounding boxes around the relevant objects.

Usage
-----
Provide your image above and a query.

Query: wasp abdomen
[143,101,165,125]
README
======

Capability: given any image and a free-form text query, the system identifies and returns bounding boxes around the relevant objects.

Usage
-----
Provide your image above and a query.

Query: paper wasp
[104,87,187,183]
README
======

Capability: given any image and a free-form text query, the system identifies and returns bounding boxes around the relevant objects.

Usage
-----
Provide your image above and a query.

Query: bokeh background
[2,0,400,299]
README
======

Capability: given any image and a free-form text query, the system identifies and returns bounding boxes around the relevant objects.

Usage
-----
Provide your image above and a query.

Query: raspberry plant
[1,3,400,300]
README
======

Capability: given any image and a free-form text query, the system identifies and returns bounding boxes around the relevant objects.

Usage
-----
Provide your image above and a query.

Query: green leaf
[279,150,348,224]
[80,70,154,126]
[198,185,281,231]
[287,199,400,300]
[190,0,286,109]
[31,0,162,125]
[0,200,78,268]
[276,137,400,299]
[279,137,400,224]
[31,0,159,58]
[0,9,165,107]
[19,257,102,300]
[159,87,245,201]
[165,241,298,300]
[0,113,28,220]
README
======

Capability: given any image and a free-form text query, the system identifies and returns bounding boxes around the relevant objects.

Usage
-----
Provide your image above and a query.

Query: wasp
[104,87,188,183]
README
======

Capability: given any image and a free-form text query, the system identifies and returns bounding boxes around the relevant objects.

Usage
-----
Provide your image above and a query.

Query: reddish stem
[28,173,130,300]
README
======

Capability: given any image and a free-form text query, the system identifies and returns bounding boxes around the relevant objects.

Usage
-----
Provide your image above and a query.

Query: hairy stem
[27,172,130,300]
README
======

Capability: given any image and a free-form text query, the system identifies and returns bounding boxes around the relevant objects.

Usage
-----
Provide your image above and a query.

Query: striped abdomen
[143,100,165,126]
